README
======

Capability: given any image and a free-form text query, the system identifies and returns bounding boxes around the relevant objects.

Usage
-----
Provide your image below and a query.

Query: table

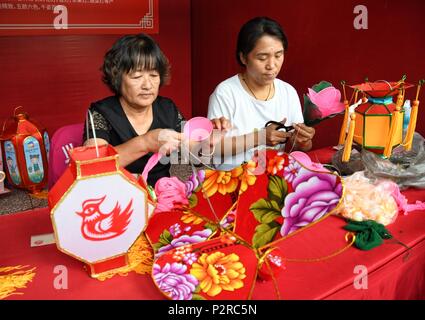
[1,148,425,300]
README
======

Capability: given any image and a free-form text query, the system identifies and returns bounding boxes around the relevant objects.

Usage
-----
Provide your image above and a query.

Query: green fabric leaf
[252,221,280,248]
[312,81,333,92]
[250,198,281,224]
[267,175,287,207]
[344,220,393,250]
[204,223,218,232]
[188,194,198,208]
[159,229,173,246]
[152,242,163,251]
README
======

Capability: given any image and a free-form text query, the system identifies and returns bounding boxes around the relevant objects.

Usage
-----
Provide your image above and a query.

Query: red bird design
[76,195,133,241]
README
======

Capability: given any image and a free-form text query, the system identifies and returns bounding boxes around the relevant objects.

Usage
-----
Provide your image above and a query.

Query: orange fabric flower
[267,156,285,175]
[202,167,243,198]
[239,160,257,194]
[181,211,204,225]
[190,252,246,297]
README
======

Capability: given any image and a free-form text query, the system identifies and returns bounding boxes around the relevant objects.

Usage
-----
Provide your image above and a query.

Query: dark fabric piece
[83,95,185,186]
[344,220,393,250]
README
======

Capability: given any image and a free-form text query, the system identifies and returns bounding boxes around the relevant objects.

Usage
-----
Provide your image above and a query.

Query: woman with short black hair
[208,17,315,168]
[84,34,184,186]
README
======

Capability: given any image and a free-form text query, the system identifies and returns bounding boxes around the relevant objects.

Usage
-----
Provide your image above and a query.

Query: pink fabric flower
[154,177,189,213]
[281,168,342,236]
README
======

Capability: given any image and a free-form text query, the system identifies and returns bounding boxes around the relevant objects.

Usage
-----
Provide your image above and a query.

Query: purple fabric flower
[182,252,198,265]
[153,262,198,300]
[185,170,206,197]
[283,159,301,184]
[157,229,213,257]
[281,168,342,236]
[220,211,235,229]
[169,223,182,237]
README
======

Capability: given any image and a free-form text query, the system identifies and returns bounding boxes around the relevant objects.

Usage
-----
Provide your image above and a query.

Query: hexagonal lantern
[339,78,424,162]
[353,99,404,151]
[49,144,155,278]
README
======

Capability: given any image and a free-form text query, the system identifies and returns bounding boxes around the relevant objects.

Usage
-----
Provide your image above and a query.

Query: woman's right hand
[264,119,292,146]
[143,128,183,155]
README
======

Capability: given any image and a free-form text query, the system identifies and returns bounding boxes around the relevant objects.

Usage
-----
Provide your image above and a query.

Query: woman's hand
[264,118,292,146]
[143,128,183,155]
[210,116,231,131]
[208,116,232,151]
[290,123,315,151]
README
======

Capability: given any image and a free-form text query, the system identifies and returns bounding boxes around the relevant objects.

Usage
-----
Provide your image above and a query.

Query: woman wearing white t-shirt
[208,16,315,168]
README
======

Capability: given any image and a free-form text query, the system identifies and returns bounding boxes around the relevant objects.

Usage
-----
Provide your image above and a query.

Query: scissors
[265,120,294,132]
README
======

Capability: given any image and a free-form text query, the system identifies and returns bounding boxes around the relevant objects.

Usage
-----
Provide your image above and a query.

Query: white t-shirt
[207,74,304,169]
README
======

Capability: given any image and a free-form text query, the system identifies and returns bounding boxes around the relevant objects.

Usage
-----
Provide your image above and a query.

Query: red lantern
[0,145,8,194]
[49,144,155,278]
[0,107,50,194]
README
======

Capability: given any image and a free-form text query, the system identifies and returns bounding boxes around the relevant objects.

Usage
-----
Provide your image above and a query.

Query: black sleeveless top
[83,95,185,186]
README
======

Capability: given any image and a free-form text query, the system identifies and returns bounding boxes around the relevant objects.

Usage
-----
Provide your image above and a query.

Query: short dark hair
[102,33,170,95]
[236,17,288,67]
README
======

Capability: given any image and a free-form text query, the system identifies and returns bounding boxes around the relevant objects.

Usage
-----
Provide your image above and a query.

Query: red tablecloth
[1,147,425,300]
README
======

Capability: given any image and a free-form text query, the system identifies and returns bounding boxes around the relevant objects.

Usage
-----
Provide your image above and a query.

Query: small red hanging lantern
[0,145,8,194]
[0,106,50,194]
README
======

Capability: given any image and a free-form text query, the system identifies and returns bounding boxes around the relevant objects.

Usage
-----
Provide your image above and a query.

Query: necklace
[242,77,272,101]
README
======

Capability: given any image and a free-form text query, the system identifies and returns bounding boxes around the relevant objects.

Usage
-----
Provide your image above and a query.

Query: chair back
[48,123,84,189]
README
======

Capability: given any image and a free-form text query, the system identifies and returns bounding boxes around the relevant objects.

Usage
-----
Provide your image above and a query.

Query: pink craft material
[289,151,329,172]
[388,181,425,215]
[141,117,213,183]
[307,86,345,118]
[141,152,162,183]
[183,116,213,142]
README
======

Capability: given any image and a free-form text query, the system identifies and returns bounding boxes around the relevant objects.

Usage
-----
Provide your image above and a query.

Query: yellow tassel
[404,99,419,150]
[342,113,356,162]
[127,233,154,275]
[96,233,153,281]
[0,265,36,299]
[383,104,401,158]
[338,100,350,145]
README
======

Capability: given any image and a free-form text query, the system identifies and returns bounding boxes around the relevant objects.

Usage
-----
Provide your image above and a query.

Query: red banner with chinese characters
[0,0,159,35]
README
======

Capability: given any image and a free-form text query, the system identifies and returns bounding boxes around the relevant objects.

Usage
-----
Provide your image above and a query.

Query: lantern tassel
[95,233,153,281]
[0,265,36,299]
[342,113,356,162]
[404,80,423,150]
[404,100,419,151]
[338,100,350,145]
[383,90,403,158]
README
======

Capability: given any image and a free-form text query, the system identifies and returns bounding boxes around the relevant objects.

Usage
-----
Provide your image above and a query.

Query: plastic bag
[336,171,399,225]
[332,132,425,190]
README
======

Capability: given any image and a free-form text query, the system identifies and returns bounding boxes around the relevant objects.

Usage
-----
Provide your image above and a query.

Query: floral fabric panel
[145,210,219,258]
[234,150,344,248]
[152,235,258,300]
[146,162,255,257]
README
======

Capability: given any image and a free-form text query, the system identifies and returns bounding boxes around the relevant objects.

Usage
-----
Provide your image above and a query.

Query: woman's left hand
[291,123,315,151]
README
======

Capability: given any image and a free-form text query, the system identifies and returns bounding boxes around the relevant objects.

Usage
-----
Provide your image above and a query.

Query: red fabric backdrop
[0,0,191,137]
[191,0,425,149]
